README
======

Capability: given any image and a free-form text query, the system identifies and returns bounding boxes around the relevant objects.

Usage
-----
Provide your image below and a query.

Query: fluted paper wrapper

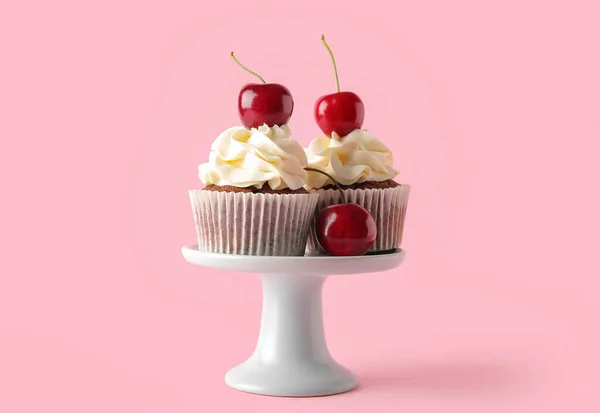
[189,190,319,256]
[307,185,411,253]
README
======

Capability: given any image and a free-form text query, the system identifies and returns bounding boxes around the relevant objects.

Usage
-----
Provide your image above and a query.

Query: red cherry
[315,36,365,138]
[238,83,293,129]
[315,91,364,138]
[315,203,377,256]
[231,52,293,129]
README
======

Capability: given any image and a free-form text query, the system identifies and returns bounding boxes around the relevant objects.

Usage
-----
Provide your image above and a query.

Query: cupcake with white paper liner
[190,52,319,256]
[191,124,319,256]
[305,36,410,254]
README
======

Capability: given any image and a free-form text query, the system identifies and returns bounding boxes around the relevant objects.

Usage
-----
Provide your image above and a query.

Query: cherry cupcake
[304,36,410,253]
[189,53,318,256]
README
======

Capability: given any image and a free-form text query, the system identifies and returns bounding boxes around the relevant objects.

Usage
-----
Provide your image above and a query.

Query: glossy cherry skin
[314,91,364,138]
[238,83,294,129]
[315,203,377,256]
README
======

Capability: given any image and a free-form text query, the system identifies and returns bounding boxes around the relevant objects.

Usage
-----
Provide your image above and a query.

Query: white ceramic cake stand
[181,245,406,397]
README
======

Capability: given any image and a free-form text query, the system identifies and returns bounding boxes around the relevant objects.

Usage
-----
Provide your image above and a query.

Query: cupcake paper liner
[189,190,319,256]
[306,185,411,253]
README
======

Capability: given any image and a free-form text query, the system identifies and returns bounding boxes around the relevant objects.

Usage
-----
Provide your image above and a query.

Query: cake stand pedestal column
[226,273,355,396]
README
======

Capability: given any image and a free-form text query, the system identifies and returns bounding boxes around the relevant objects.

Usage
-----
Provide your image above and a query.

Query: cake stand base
[181,246,405,397]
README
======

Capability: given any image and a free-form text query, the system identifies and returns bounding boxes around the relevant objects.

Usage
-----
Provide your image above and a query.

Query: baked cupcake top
[304,129,397,189]
[198,124,309,190]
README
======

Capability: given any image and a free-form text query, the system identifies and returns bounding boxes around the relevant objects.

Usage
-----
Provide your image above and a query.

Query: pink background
[1,0,599,412]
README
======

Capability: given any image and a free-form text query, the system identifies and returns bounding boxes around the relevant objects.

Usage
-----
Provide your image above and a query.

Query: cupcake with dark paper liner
[190,123,319,256]
[304,129,410,254]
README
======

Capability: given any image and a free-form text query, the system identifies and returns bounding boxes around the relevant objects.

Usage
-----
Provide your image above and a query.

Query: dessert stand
[181,245,406,397]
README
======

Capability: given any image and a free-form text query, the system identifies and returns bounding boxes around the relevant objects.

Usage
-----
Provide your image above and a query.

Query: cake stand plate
[181,245,406,397]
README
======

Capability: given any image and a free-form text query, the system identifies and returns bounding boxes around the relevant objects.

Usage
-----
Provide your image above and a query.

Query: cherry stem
[231,52,266,84]
[321,35,340,93]
[304,167,347,203]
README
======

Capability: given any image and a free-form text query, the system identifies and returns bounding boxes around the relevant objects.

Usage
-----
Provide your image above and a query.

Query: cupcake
[189,52,319,256]
[190,123,319,256]
[305,36,410,254]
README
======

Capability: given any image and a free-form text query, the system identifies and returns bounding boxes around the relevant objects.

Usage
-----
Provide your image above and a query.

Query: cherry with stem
[304,167,376,256]
[314,35,365,138]
[232,52,294,129]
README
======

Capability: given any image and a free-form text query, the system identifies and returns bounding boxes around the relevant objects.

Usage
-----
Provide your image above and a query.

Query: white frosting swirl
[198,124,308,190]
[305,129,397,188]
